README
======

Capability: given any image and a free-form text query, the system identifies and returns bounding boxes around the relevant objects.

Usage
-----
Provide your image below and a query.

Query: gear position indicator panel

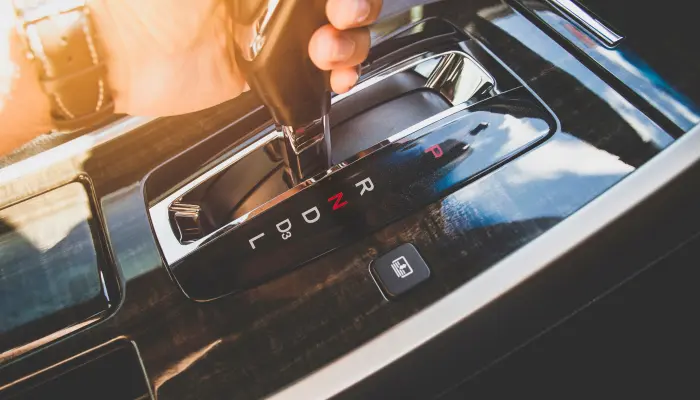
[158,89,555,301]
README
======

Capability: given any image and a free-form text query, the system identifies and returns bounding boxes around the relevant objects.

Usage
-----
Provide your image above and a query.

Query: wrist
[86,0,130,113]
[87,0,247,116]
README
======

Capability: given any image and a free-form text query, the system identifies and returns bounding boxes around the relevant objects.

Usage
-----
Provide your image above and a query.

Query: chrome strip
[150,99,478,266]
[149,51,496,266]
[149,129,281,265]
[0,116,155,185]
[334,50,493,103]
[266,124,700,399]
[547,0,623,46]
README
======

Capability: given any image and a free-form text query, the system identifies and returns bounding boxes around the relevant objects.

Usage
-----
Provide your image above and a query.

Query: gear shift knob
[234,0,332,184]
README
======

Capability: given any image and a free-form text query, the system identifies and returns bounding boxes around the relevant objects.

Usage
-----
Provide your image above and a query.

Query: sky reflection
[451,132,632,229]
[486,11,675,149]
[539,9,700,131]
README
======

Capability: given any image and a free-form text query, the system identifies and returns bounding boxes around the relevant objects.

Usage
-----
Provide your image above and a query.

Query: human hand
[309,0,383,94]
[0,0,383,155]
[90,0,383,117]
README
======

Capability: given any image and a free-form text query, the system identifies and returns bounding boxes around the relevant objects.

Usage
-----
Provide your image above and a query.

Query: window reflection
[0,182,107,356]
[486,11,675,149]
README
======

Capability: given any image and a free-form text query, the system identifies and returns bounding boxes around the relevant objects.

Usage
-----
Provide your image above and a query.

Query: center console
[146,22,555,300]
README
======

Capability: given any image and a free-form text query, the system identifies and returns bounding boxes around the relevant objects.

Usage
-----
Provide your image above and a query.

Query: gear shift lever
[233,0,332,184]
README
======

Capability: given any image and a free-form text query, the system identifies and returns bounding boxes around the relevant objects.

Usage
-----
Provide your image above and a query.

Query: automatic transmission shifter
[234,0,332,184]
[149,16,561,300]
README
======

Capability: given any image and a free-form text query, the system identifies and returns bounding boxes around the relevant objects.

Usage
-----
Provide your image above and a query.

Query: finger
[326,0,383,30]
[309,25,370,71]
[330,66,360,93]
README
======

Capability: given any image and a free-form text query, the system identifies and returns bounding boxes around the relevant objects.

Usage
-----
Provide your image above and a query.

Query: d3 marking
[248,176,376,250]
[276,219,292,240]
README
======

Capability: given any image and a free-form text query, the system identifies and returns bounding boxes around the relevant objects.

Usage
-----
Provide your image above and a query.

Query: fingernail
[352,0,371,24]
[331,36,356,61]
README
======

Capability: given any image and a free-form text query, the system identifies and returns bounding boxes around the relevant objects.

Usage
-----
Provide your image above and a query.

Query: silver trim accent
[149,129,281,265]
[547,0,623,46]
[149,51,495,266]
[282,117,327,155]
[334,50,493,104]
[170,202,204,243]
[266,123,700,400]
[150,99,475,266]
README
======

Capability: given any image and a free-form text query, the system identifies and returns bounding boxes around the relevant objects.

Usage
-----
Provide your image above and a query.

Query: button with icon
[371,243,431,298]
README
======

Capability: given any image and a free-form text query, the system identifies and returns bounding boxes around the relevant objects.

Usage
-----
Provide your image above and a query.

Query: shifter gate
[149,86,555,301]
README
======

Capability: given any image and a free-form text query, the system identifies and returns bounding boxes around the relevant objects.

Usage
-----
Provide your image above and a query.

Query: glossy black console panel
[330,88,451,163]
[0,180,119,363]
[337,137,700,400]
[578,0,700,108]
[512,0,700,133]
[170,89,554,300]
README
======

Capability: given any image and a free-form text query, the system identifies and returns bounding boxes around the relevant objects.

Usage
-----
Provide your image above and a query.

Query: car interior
[1,0,699,399]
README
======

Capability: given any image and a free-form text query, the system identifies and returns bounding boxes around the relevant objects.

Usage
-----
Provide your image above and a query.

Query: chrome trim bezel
[149,128,281,265]
[148,50,495,266]
[546,0,624,47]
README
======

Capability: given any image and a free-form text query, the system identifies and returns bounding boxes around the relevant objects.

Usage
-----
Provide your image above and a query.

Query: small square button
[371,243,431,298]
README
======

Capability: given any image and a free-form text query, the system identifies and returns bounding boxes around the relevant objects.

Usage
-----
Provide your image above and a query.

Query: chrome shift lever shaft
[280,114,332,184]
[234,0,332,185]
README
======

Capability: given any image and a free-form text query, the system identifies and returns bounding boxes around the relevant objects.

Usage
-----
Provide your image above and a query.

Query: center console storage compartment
[0,340,152,400]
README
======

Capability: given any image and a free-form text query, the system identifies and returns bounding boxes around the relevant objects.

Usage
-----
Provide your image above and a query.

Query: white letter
[302,206,320,223]
[276,219,292,240]
[249,233,265,249]
[276,219,292,233]
[355,177,375,196]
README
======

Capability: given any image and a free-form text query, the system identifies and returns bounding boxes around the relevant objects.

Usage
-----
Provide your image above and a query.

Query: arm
[0,0,382,156]
[0,0,248,157]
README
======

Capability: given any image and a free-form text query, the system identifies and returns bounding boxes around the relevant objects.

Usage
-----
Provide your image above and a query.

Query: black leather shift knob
[236,0,330,129]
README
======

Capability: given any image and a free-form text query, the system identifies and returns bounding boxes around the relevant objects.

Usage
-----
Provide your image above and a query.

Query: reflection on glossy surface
[545,0,623,46]
[0,182,114,362]
[102,184,161,281]
[335,49,495,108]
[516,0,700,132]
[424,52,495,104]
[453,132,633,229]
[154,339,222,391]
[484,8,675,149]
[151,48,500,269]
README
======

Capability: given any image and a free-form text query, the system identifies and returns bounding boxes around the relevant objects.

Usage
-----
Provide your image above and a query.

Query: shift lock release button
[371,243,431,297]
